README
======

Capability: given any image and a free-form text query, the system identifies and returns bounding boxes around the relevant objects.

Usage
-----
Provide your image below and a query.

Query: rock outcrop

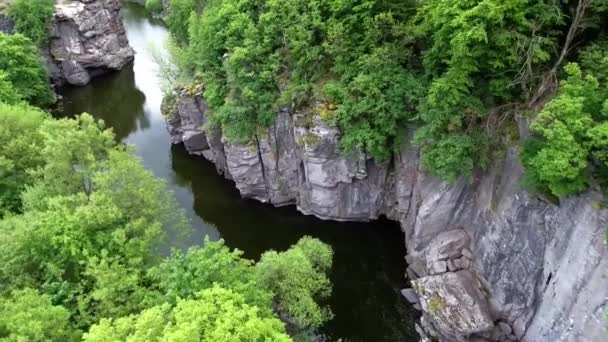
[164,90,608,342]
[47,0,134,86]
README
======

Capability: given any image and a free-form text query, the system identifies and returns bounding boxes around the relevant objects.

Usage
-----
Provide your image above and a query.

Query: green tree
[145,0,164,14]
[84,286,291,342]
[0,112,189,326]
[166,0,206,44]
[0,72,22,105]
[522,63,608,196]
[7,0,55,47]
[0,288,78,342]
[0,34,53,107]
[0,103,46,216]
[149,238,272,312]
[256,236,333,329]
[413,0,563,180]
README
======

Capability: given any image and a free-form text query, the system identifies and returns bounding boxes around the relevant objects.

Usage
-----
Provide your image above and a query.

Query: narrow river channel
[57,3,418,341]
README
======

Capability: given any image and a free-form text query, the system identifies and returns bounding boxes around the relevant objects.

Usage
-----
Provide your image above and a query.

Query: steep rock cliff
[163,90,608,342]
[47,0,134,86]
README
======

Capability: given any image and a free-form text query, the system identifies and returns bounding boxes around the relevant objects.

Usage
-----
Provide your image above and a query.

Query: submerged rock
[48,0,134,86]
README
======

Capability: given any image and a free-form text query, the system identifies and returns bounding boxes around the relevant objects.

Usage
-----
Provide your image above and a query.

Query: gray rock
[294,112,391,221]
[425,229,471,268]
[401,288,419,304]
[412,270,494,341]
[430,260,447,275]
[498,321,512,336]
[48,0,135,86]
[0,14,14,35]
[447,259,456,272]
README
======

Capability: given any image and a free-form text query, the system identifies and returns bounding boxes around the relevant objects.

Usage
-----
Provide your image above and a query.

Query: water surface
[57,4,418,341]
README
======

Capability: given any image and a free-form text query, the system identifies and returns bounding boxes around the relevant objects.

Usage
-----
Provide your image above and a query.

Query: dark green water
[57,4,418,341]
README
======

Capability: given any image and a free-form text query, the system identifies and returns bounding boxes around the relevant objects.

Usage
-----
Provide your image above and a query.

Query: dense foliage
[164,0,608,195]
[7,0,55,47]
[145,0,164,14]
[0,33,53,107]
[0,101,333,340]
[522,50,608,197]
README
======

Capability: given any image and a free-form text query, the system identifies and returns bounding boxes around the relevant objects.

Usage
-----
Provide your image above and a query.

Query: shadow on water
[57,3,419,341]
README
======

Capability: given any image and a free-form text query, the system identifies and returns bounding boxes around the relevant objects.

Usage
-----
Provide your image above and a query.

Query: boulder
[412,270,494,341]
[48,0,135,86]
[0,13,14,35]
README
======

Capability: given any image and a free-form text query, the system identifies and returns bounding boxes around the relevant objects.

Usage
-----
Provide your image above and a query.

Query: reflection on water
[58,66,148,140]
[58,3,418,341]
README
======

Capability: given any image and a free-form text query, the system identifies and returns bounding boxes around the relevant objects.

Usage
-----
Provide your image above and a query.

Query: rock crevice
[164,90,608,342]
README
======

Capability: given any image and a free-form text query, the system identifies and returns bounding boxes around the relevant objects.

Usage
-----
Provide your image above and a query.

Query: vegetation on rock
[163,0,608,196]
[145,0,163,14]
[7,0,54,47]
[0,33,53,107]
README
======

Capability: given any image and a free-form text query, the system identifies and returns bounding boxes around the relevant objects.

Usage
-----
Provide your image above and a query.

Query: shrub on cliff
[0,33,53,107]
[7,0,54,47]
[522,63,608,197]
[145,0,163,14]
[165,0,608,191]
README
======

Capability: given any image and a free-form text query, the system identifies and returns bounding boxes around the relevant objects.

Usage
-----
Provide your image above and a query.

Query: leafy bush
[7,0,54,47]
[0,33,53,107]
[145,0,163,13]
[0,103,46,216]
[166,0,206,44]
[0,289,76,342]
[168,0,420,157]
[83,287,291,342]
[0,72,22,105]
[256,236,334,329]
[166,0,608,189]
[413,0,563,179]
[522,63,608,197]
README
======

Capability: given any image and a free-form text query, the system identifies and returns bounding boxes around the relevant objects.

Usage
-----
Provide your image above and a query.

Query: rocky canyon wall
[164,89,608,342]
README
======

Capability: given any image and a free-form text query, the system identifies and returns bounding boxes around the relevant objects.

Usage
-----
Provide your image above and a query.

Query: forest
[158,0,608,198]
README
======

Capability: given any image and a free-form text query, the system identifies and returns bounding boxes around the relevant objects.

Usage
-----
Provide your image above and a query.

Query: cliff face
[164,90,608,342]
[47,0,134,86]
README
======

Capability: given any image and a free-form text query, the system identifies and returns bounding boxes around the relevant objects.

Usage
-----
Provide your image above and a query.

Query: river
[57,3,418,341]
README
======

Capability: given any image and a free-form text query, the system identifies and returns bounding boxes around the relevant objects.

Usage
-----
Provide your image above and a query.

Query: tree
[0,101,335,340]
[256,236,333,329]
[84,287,291,342]
[413,0,564,180]
[0,34,53,107]
[0,288,78,341]
[149,238,272,312]
[0,103,46,216]
[7,0,55,47]
[522,63,608,196]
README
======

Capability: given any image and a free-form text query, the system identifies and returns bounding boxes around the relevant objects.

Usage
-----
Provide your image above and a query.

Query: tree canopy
[0,101,334,340]
[0,33,53,107]
[164,0,608,196]
[7,0,55,47]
